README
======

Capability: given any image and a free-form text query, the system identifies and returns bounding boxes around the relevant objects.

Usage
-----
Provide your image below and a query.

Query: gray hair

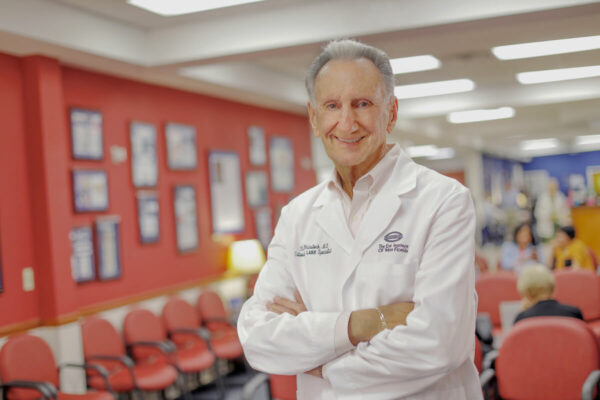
[305,39,395,104]
[517,264,555,298]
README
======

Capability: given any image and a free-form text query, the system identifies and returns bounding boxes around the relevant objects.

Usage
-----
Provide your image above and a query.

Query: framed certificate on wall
[269,137,294,192]
[248,125,266,166]
[70,108,103,160]
[137,191,160,244]
[130,121,158,188]
[69,226,96,283]
[174,185,199,253]
[208,151,245,234]
[72,169,109,213]
[166,122,197,170]
[95,217,122,280]
[245,171,269,208]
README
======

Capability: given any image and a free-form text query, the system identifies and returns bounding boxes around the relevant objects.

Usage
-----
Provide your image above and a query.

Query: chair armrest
[127,340,176,354]
[87,354,135,369]
[480,369,497,400]
[482,350,498,371]
[241,373,270,400]
[582,370,600,400]
[1,380,57,400]
[170,327,212,342]
[86,355,139,391]
[59,363,116,398]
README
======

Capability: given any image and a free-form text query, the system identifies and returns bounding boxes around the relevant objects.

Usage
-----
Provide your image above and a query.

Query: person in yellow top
[551,226,595,271]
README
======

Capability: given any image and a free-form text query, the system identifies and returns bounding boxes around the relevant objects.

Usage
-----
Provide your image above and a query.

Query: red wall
[0,53,314,329]
[0,54,40,327]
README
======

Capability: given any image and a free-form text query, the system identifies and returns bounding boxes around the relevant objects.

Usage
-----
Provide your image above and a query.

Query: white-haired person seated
[514,264,583,324]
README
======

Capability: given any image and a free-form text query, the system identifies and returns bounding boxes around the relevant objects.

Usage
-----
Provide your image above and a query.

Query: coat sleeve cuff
[334,311,354,356]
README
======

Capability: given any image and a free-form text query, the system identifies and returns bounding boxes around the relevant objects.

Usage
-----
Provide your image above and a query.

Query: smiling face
[307,58,397,180]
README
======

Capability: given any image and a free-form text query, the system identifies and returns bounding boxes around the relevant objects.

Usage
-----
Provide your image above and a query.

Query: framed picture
[248,125,266,166]
[69,226,96,283]
[72,169,109,213]
[130,121,158,187]
[137,191,160,244]
[269,137,294,192]
[70,108,103,160]
[208,151,245,234]
[245,171,269,208]
[174,185,199,253]
[95,217,122,280]
[254,207,273,250]
[166,122,197,170]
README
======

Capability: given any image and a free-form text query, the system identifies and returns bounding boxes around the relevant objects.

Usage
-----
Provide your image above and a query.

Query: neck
[335,144,391,199]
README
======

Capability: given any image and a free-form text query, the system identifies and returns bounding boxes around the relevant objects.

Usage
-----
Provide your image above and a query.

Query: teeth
[337,136,361,143]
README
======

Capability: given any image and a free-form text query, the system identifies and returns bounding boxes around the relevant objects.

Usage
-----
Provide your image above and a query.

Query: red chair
[480,317,600,400]
[123,309,215,391]
[196,290,244,361]
[0,334,114,400]
[161,298,224,393]
[81,317,179,398]
[474,338,483,374]
[475,271,520,337]
[554,269,600,337]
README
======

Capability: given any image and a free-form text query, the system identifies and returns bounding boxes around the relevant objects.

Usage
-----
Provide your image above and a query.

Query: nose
[338,105,358,134]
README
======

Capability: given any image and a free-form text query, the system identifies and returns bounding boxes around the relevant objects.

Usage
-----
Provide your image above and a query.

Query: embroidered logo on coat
[378,231,408,253]
[384,231,403,242]
[295,243,332,257]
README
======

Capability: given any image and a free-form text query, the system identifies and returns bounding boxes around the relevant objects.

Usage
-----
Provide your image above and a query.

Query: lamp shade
[227,239,266,274]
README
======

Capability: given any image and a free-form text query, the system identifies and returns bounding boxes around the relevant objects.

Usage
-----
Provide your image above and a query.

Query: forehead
[313,58,384,100]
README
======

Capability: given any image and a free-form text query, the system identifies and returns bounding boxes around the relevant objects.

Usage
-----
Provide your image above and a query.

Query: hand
[305,365,323,378]
[348,301,414,346]
[266,290,306,316]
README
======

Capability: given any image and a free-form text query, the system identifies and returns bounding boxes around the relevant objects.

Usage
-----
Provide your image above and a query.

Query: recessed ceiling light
[405,145,438,158]
[517,65,600,84]
[127,0,265,16]
[390,55,441,74]
[427,147,455,160]
[394,79,475,99]
[447,107,515,124]
[492,35,600,60]
[575,134,600,146]
[520,138,559,151]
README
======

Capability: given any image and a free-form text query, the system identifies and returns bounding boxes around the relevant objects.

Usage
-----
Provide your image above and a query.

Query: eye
[324,102,338,110]
[356,100,371,108]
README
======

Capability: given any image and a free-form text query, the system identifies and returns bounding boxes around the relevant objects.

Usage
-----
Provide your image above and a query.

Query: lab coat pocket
[356,260,417,306]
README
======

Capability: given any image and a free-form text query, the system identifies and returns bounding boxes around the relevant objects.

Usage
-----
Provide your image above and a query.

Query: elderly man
[237,39,481,399]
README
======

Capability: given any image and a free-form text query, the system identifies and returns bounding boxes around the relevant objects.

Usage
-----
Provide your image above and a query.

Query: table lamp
[227,239,266,274]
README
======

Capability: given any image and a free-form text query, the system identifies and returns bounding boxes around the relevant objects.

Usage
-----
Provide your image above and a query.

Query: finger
[267,302,298,316]
[274,296,304,314]
[294,290,305,306]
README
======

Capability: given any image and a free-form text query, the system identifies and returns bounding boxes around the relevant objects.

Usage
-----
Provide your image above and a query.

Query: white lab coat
[238,148,482,399]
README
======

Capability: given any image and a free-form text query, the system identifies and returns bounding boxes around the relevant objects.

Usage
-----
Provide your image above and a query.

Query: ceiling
[1,0,600,166]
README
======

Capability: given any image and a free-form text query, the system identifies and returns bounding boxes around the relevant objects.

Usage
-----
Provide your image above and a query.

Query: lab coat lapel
[314,187,354,255]
[356,150,417,254]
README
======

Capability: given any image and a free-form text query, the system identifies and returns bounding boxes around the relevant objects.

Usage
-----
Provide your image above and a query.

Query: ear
[307,101,320,137]
[386,97,398,134]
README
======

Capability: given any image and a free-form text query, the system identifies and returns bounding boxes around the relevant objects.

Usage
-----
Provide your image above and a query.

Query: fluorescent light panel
[390,55,441,74]
[517,65,600,84]
[575,134,600,146]
[520,138,559,151]
[447,107,515,124]
[394,79,474,99]
[492,35,600,60]
[127,0,265,16]
[427,147,455,160]
[405,145,455,160]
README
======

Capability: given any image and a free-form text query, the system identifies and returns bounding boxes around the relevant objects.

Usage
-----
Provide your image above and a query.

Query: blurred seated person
[514,264,583,324]
[551,225,595,271]
[500,222,540,275]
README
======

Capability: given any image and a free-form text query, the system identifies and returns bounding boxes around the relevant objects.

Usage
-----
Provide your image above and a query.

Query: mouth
[334,135,364,144]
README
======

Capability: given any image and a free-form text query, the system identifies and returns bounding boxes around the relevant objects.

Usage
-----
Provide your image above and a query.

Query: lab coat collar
[355,147,417,254]
[312,145,417,255]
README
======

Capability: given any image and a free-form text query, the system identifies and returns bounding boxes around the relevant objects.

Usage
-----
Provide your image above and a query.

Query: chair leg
[213,361,227,400]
